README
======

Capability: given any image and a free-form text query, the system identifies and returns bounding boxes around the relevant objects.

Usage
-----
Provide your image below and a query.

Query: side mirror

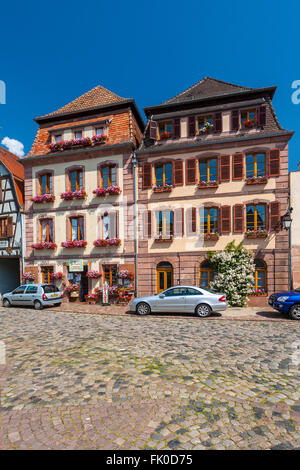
[159,294,165,299]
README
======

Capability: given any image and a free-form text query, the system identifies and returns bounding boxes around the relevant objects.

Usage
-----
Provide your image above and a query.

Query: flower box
[93,238,121,247]
[106,185,122,195]
[245,231,269,239]
[60,190,87,200]
[249,290,268,296]
[22,272,35,281]
[50,272,63,280]
[154,235,174,242]
[71,137,92,148]
[160,131,171,140]
[31,194,55,203]
[245,176,269,185]
[204,233,219,241]
[118,269,134,280]
[92,135,107,145]
[86,271,102,279]
[198,181,218,189]
[242,117,258,129]
[153,185,173,193]
[32,242,57,250]
[93,187,107,197]
[61,240,88,248]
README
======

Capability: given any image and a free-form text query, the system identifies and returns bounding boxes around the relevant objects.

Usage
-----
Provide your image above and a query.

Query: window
[198,115,213,134]
[164,287,187,297]
[74,130,83,139]
[200,208,218,234]
[100,211,118,239]
[159,121,173,139]
[246,153,266,178]
[156,211,174,237]
[251,259,267,292]
[199,260,215,289]
[241,109,257,128]
[155,163,172,187]
[42,285,59,293]
[70,217,84,241]
[101,165,116,187]
[69,169,83,191]
[54,134,62,143]
[186,288,202,296]
[96,127,104,136]
[246,204,266,231]
[103,265,118,287]
[40,219,54,243]
[199,158,218,182]
[0,216,13,239]
[39,173,52,195]
[13,286,27,294]
[26,286,38,294]
[41,267,54,284]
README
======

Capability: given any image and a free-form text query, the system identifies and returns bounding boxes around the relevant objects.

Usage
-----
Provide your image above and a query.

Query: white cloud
[1,137,25,157]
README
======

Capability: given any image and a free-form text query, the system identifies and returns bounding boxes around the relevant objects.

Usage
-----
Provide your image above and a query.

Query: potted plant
[106,185,122,195]
[93,187,106,197]
[31,194,55,203]
[245,230,269,239]
[50,272,64,280]
[22,272,35,282]
[246,175,269,185]
[242,115,258,129]
[154,234,174,242]
[94,238,121,247]
[153,184,173,193]
[160,131,171,140]
[84,293,98,304]
[32,242,57,250]
[86,270,102,279]
[92,134,107,145]
[61,240,88,248]
[60,190,87,200]
[198,180,218,189]
[204,233,219,241]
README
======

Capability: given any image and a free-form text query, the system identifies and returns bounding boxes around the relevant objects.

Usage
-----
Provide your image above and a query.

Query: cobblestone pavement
[0,306,299,450]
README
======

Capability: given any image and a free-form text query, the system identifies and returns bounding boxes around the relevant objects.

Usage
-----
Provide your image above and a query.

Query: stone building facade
[136,78,293,306]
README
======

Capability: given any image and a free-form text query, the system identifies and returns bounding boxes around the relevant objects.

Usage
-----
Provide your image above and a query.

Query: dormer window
[241,109,257,129]
[198,115,213,135]
[96,127,104,136]
[74,130,83,140]
[54,134,62,143]
[159,122,173,140]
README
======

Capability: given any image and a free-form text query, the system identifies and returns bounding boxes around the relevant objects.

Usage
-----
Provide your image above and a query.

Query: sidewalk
[54,301,291,322]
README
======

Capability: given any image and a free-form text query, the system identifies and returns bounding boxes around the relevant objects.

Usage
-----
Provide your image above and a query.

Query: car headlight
[277,296,289,302]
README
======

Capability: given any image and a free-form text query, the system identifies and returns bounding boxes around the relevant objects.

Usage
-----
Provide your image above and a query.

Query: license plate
[52,294,58,298]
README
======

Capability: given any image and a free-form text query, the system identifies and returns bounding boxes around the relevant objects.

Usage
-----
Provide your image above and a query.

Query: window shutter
[149,120,158,140]
[186,207,197,236]
[220,206,231,234]
[174,208,184,238]
[173,118,181,139]
[232,153,244,180]
[109,212,117,238]
[6,217,13,238]
[174,159,184,186]
[214,112,222,133]
[186,158,196,184]
[231,109,239,131]
[0,178,2,201]
[269,149,280,177]
[219,155,230,182]
[143,210,151,239]
[115,211,119,238]
[142,162,152,189]
[270,202,280,231]
[188,116,196,137]
[258,106,266,127]
[233,204,244,233]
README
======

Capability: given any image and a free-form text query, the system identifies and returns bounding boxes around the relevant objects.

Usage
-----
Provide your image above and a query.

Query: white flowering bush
[208,241,255,307]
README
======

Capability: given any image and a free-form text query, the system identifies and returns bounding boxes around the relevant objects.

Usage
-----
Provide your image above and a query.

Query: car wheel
[196,303,212,317]
[136,302,151,315]
[2,298,10,308]
[289,304,300,320]
[34,300,43,310]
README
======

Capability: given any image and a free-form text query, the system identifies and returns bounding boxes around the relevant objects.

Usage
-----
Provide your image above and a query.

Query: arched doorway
[156,262,173,293]
[199,260,215,289]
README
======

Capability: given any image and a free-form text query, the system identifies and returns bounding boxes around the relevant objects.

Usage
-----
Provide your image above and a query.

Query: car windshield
[42,285,60,293]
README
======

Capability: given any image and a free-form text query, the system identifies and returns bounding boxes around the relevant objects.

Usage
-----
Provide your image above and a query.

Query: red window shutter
[233,204,244,233]
[143,210,152,238]
[174,160,184,186]
[270,202,280,231]
[142,162,152,189]
[220,206,231,234]
[149,120,158,140]
[174,208,184,237]
[186,207,197,235]
[214,112,222,133]
[231,109,239,131]
[232,153,244,180]
[219,155,230,182]
[269,149,280,177]
[6,217,13,238]
[186,158,196,184]
[188,116,196,137]
[258,106,266,127]
[173,118,181,139]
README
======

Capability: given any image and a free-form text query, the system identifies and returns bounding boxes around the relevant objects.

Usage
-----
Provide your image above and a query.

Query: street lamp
[280,207,293,290]
[281,211,292,230]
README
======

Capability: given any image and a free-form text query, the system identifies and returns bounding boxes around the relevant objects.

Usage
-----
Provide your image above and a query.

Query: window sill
[93,238,121,247]
[245,178,268,185]
[61,241,88,248]
[153,186,173,193]
[198,182,218,189]
[32,243,57,250]
[60,191,87,200]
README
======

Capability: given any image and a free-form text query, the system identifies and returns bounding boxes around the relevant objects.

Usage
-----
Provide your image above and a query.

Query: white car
[2,284,63,310]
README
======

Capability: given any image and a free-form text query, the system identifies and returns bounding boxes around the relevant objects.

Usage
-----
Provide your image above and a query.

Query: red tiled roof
[37,85,128,119]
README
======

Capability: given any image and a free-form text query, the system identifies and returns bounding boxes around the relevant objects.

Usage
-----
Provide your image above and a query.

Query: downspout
[132,151,138,297]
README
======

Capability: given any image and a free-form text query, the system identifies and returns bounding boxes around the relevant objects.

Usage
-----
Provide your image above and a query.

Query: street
[0,307,299,450]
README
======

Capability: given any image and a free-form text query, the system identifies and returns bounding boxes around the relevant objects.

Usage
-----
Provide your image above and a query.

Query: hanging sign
[69,260,83,272]
[103,281,109,305]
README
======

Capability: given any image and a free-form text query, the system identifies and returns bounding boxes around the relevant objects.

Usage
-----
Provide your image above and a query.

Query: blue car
[268,288,300,320]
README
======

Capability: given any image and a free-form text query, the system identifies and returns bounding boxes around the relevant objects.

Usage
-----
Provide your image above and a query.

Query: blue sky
[0,0,300,169]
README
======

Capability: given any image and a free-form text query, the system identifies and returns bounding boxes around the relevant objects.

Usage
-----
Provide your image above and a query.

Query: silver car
[130,285,227,317]
[2,284,63,310]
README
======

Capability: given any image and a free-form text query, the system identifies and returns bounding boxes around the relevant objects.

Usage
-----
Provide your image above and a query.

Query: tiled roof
[163,77,252,104]
[37,85,128,119]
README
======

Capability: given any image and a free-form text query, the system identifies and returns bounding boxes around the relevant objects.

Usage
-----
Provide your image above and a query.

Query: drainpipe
[132,151,138,297]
